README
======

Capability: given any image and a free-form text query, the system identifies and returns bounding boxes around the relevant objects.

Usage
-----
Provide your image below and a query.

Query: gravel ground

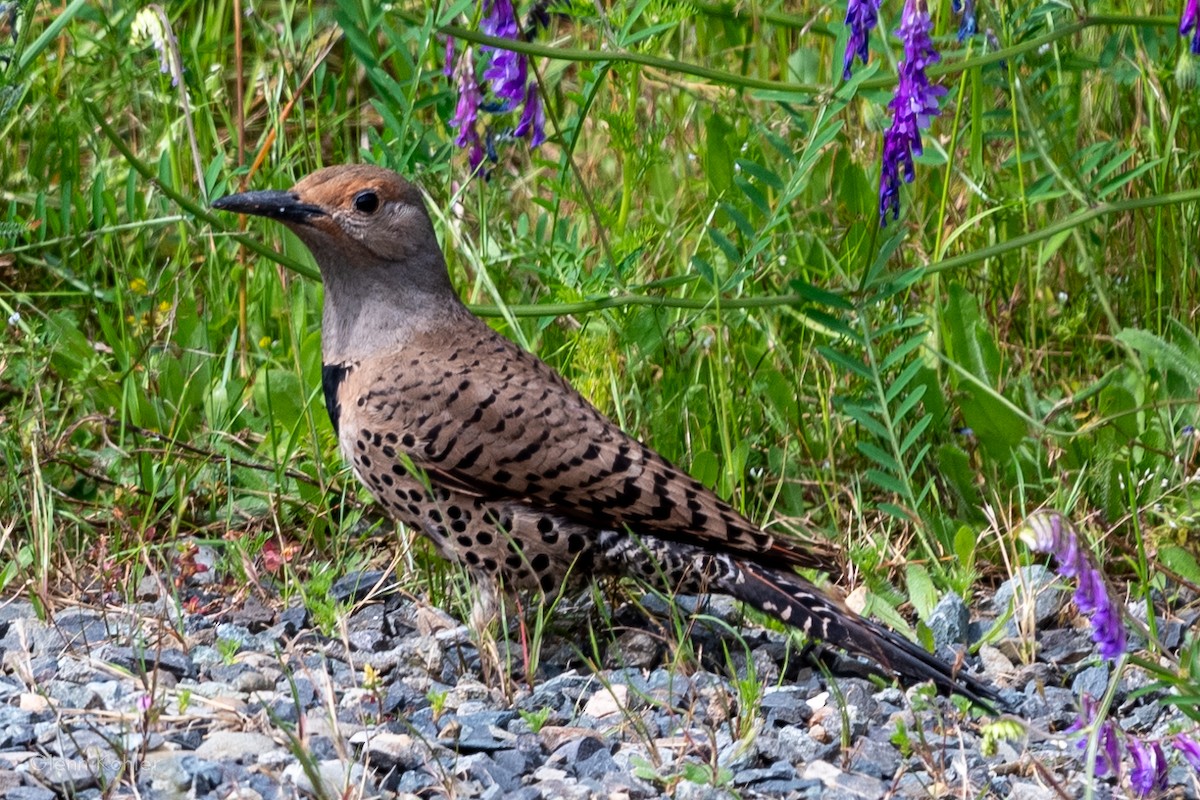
[1,551,1197,800]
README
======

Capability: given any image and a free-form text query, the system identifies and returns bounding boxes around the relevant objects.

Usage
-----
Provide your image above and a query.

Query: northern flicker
[213,164,1001,708]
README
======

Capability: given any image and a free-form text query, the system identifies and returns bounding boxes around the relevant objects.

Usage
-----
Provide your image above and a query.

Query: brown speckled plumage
[213,165,1001,708]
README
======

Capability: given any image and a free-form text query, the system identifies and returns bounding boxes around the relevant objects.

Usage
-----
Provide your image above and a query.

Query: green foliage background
[1,0,1199,624]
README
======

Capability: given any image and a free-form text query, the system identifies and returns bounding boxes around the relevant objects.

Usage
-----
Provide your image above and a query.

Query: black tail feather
[729,560,1004,711]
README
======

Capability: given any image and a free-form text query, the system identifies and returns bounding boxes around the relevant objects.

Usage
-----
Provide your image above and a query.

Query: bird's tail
[725,559,1003,711]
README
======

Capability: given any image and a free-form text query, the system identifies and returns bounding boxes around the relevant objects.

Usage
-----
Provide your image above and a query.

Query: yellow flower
[129,278,148,295]
[258,336,272,349]
[158,300,172,313]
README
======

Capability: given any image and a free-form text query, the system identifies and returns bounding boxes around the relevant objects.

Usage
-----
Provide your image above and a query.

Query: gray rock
[803,759,886,799]
[1037,627,1092,665]
[927,592,970,649]
[53,655,96,683]
[28,755,113,791]
[452,714,515,752]
[354,730,442,771]
[26,656,58,682]
[6,787,57,800]
[766,725,840,764]
[331,570,390,603]
[195,731,279,763]
[1070,664,1110,700]
[1008,780,1055,800]
[390,768,436,793]
[456,752,523,792]
[268,696,302,724]
[213,623,254,650]
[673,780,737,800]
[1163,618,1189,649]
[230,594,275,632]
[491,745,543,781]
[733,762,800,787]
[283,759,369,797]
[98,645,196,679]
[382,680,424,714]
[849,736,901,779]
[502,789,543,800]
[275,603,310,637]
[759,686,814,726]
[19,620,68,655]
[565,739,618,780]
[993,565,1066,637]
[604,629,663,670]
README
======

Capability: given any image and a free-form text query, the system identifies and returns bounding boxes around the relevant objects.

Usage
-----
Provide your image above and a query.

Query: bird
[212,164,1002,709]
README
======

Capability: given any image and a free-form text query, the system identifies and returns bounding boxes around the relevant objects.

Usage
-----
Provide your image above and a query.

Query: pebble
[928,592,970,649]
[993,565,1066,637]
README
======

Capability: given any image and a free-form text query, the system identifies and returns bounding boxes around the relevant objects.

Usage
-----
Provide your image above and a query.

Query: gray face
[211,165,459,362]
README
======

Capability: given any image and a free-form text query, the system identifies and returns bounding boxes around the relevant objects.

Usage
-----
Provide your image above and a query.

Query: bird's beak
[211,189,327,225]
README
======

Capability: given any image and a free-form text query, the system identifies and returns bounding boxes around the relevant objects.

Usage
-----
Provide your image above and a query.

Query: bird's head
[212,164,442,274]
[213,165,460,357]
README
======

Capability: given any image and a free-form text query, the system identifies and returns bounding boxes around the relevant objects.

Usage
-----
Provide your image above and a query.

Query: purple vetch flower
[1066,694,1122,778]
[443,36,456,77]
[447,0,548,166]
[481,0,526,106]
[1128,738,1169,795]
[1183,0,1200,55]
[952,0,976,41]
[1018,512,1127,660]
[450,49,486,170]
[878,0,946,225]
[514,82,546,147]
[843,0,881,79]
[1175,734,1200,772]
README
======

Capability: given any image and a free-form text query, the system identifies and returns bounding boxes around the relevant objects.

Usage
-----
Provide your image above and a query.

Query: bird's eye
[353,190,380,214]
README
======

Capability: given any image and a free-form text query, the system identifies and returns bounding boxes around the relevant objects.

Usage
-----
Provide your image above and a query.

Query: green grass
[1,0,1198,671]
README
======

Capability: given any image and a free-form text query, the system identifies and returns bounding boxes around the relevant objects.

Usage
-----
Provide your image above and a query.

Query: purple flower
[1066,694,1122,778]
[450,50,486,170]
[448,0,548,167]
[1019,513,1127,660]
[481,0,526,107]
[952,0,976,41]
[843,0,881,79]
[879,0,946,225]
[1128,738,1169,795]
[443,36,455,77]
[1175,734,1200,772]
[1184,0,1200,55]
[514,82,546,147]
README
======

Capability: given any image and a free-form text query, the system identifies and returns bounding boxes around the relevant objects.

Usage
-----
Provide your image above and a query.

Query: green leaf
[819,346,872,380]
[880,335,927,372]
[899,415,933,456]
[1118,327,1200,392]
[857,441,902,474]
[953,525,978,575]
[1159,546,1200,586]
[942,284,1028,455]
[866,468,909,496]
[704,112,735,196]
[863,590,914,638]
[842,401,890,439]
[708,227,742,265]
[735,159,784,191]
[905,563,938,622]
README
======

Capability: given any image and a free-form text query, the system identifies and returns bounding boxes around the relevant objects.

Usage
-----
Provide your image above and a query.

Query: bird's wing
[347,322,835,572]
